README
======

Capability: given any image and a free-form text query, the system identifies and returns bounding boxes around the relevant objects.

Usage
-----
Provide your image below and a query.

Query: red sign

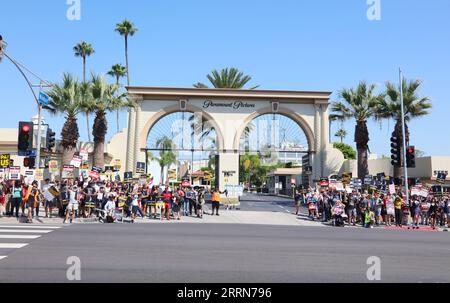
[89,170,100,180]
[182,179,191,187]
[319,178,329,187]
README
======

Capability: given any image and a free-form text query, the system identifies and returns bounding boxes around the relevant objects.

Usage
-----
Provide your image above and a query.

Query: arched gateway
[121,87,345,190]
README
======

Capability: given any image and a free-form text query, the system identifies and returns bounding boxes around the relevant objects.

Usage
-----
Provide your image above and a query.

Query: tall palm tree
[335,128,347,143]
[194,68,259,89]
[375,79,432,178]
[45,73,85,165]
[73,41,95,142]
[331,81,383,179]
[89,74,132,169]
[107,63,127,133]
[155,136,176,185]
[115,20,138,86]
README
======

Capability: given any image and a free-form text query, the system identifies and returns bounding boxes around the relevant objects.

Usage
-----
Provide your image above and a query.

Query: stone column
[133,96,143,174]
[125,106,137,173]
[321,103,330,149]
[313,103,322,181]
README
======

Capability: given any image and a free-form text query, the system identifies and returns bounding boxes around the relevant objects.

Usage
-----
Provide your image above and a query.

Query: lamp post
[399,69,410,206]
[0,36,53,172]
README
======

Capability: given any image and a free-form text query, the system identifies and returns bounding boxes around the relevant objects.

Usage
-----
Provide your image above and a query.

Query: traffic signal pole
[399,69,410,206]
[33,81,44,170]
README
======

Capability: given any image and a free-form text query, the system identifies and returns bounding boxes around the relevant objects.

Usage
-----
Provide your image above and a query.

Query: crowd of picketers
[294,187,450,230]
[0,176,225,224]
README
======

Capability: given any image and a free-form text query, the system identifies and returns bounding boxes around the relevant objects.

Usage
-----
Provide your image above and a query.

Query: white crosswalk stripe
[0,235,41,239]
[0,243,28,249]
[0,225,61,229]
[0,229,53,233]
[0,225,62,262]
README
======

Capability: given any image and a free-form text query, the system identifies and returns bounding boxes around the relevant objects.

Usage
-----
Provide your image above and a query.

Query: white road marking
[0,256,7,261]
[0,225,61,229]
[0,235,42,239]
[0,229,53,233]
[0,243,29,249]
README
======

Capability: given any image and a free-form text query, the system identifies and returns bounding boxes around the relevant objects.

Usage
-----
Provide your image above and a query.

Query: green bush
[333,142,357,160]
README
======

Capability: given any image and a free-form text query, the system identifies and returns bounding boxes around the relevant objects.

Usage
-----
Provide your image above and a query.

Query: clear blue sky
[1,0,449,156]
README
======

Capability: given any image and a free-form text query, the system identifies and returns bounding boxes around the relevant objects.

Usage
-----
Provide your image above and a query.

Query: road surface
[238,192,301,213]
[0,221,449,283]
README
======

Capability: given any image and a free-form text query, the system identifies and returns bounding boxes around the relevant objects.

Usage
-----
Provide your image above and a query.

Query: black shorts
[132,206,140,214]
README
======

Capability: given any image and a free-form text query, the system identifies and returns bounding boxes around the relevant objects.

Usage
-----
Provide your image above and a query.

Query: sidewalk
[0,212,448,232]
[0,210,325,227]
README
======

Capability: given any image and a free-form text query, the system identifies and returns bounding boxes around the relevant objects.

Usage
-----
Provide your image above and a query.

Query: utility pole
[1,35,53,180]
[399,69,410,206]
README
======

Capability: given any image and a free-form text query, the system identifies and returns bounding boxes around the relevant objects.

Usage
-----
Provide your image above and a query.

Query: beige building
[116,86,345,191]
[340,157,450,184]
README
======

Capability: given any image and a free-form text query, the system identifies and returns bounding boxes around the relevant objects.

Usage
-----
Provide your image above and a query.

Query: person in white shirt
[64,185,79,224]
[102,195,116,223]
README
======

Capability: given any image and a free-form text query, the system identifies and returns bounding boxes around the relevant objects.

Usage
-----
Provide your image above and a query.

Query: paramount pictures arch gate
[124,87,345,191]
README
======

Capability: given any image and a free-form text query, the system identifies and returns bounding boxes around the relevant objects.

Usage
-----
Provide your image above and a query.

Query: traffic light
[46,128,56,151]
[23,157,36,169]
[18,122,34,154]
[406,146,416,168]
[390,134,401,167]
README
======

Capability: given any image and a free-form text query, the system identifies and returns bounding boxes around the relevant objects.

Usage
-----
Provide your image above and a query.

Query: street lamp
[0,35,53,172]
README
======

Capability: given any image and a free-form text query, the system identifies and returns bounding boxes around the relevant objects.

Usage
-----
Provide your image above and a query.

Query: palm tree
[194,68,259,89]
[107,63,127,133]
[334,128,347,143]
[45,74,85,165]
[115,20,138,86]
[89,74,132,169]
[155,136,176,185]
[73,41,95,142]
[375,79,432,178]
[331,81,383,179]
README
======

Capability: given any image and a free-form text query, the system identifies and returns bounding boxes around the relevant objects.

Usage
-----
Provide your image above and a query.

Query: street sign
[0,154,10,168]
[38,92,50,105]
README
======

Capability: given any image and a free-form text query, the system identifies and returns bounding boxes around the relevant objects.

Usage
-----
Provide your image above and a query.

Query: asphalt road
[238,193,301,213]
[0,222,449,283]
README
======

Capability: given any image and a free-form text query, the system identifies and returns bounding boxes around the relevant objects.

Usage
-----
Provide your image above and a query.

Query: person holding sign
[24,181,41,224]
[394,195,404,227]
